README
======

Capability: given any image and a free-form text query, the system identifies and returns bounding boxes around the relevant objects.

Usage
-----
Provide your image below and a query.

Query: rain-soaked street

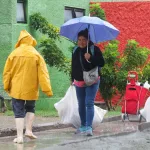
[0,120,147,150]
[0,127,150,150]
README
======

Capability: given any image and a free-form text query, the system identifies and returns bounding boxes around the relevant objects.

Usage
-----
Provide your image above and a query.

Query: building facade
[1,0,149,107]
[0,0,90,102]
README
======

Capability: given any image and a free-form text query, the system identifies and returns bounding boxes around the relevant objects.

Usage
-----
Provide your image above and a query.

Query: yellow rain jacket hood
[3,30,53,100]
[15,30,37,48]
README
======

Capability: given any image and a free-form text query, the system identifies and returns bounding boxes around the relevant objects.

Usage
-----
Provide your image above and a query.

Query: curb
[0,127,16,137]
[103,115,121,122]
[60,130,137,146]
[0,115,150,138]
[33,122,73,132]
[0,122,72,137]
[0,116,121,137]
[0,116,120,138]
[138,122,150,131]
[103,115,150,132]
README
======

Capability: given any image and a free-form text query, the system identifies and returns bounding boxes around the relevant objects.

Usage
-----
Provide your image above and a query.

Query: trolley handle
[127,71,138,81]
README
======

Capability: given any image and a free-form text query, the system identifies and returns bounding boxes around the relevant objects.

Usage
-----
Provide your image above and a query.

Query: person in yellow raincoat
[3,30,53,144]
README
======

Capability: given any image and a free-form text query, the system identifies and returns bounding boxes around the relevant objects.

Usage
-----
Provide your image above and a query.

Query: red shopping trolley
[121,71,148,121]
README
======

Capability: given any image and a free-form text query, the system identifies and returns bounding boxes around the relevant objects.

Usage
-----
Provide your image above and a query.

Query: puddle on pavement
[0,121,140,150]
[0,129,88,150]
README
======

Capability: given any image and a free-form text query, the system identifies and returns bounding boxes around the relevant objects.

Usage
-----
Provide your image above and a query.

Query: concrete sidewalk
[0,113,150,138]
[0,122,150,150]
[0,114,60,129]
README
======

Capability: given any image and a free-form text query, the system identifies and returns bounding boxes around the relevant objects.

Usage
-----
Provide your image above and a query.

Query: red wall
[92,2,150,105]
[93,2,150,52]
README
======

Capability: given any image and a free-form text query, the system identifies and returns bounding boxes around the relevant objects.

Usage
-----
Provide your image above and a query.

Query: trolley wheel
[138,114,142,123]
[126,114,129,120]
[121,114,125,121]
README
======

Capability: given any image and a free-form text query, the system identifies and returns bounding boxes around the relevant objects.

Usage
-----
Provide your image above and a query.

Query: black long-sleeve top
[71,45,105,82]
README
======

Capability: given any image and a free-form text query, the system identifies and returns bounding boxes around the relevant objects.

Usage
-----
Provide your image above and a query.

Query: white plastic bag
[54,85,107,129]
[143,81,150,90]
[54,85,78,124]
[140,97,150,122]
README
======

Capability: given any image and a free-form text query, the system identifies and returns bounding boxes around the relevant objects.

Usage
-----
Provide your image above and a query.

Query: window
[64,7,85,22]
[17,0,26,23]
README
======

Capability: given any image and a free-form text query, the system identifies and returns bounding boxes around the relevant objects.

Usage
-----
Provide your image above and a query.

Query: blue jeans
[12,98,36,118]
[75,80,100,127]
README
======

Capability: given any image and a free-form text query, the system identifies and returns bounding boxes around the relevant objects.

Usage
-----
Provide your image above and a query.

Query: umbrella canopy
[60,16,119,43]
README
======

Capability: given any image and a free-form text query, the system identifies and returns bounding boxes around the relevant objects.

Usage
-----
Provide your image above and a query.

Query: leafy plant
[30,13,59,40]
[142,63,150,82]
[122,40,149,71]
[99,40,120,110]
[39,38,71,74]
[30,13,70,74]
[115,40,150,95]
[90,3,106,20]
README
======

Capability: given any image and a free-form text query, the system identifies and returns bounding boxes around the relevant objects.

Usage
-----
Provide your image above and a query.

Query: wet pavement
[0,120,140,150]
[0,113,149,150]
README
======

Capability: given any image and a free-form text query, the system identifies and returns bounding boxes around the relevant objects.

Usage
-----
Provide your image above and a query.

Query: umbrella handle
[87,41,89,53]
[87,24,90,53]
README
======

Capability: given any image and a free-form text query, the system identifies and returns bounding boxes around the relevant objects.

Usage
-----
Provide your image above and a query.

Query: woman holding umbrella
[71,29,105,136]
[60,15,119,136]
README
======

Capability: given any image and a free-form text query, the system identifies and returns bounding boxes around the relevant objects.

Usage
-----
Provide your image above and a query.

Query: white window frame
[64,7,85,22]
[17,0,26,23]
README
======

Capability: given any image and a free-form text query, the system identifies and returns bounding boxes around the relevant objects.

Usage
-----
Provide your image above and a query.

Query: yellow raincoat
[3,30,53,100]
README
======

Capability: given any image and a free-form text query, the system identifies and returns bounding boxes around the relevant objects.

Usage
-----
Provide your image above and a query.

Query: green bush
[30,13,70,74]
[90,3,106,20]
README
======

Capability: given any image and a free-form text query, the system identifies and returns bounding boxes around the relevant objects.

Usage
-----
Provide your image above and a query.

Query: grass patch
[36,98,59,110]
[3,97,122,118]
[4,106,121,118]
[35,97,59,117]
[35,110,58,117]
[4,109,121,118]
[105,110,121,117]
[3,109,58,117]
[105,106,121,117]
[4,110,14,116]
[3,97,59,117]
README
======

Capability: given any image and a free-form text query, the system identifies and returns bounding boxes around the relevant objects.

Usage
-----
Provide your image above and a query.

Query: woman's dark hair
[78,28,89,39]
[78,29,93,45]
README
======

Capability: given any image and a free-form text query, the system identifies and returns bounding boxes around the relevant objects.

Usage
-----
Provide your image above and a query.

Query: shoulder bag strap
[79,52,85,71]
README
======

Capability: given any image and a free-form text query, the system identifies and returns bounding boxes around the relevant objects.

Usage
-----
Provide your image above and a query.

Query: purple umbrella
[60,16,119,46]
